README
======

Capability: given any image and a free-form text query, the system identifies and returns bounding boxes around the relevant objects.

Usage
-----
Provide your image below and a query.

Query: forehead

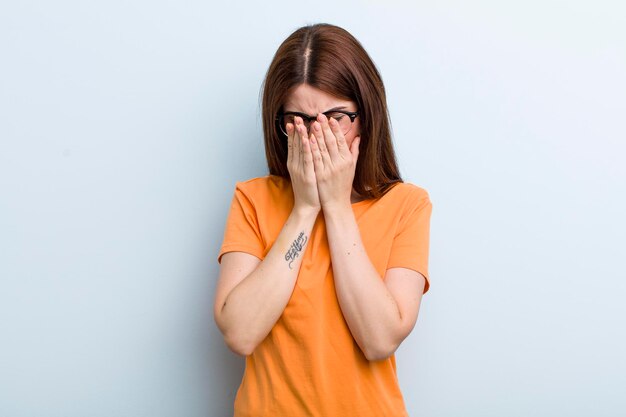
[283,84,356,113]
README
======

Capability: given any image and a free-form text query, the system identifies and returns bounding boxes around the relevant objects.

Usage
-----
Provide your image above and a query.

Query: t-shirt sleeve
[217,183,266,264]
[386,191,433,294]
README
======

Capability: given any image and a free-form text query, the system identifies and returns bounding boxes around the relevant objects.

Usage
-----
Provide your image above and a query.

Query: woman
[214,23,432,417]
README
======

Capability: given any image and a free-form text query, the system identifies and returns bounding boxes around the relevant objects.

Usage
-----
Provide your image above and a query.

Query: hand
[286,116,321,214]
[308,113,361,211]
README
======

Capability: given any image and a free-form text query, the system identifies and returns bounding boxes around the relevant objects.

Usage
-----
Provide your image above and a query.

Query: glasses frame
[275,110,359,137]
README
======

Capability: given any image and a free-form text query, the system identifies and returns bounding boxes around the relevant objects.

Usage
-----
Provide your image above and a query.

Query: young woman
[214,23,433,417]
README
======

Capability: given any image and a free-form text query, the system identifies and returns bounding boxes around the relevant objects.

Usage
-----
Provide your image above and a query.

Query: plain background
[1,1,625,416]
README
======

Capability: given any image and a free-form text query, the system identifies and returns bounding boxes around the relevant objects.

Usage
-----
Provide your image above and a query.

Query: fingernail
[314,122,321,131]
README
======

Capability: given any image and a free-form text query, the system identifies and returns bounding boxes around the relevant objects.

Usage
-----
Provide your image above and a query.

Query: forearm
[324,204,403,361]
[219,208,318,355]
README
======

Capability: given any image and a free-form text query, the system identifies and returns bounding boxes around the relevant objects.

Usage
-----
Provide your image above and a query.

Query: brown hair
[260,23,403,200]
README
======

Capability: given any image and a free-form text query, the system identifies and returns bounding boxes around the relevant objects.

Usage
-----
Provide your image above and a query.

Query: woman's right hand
[287,116,321,214]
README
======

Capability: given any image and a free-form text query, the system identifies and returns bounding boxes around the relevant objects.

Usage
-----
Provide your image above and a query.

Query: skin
[283,83,363,210]
[214,84,426,361]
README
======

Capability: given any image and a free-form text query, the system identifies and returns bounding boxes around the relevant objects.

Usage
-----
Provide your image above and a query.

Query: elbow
[220,323,258,356]
[363,341,399,362]
[224,333,256,357]
[364,320,414,361]
[214,311,256,357]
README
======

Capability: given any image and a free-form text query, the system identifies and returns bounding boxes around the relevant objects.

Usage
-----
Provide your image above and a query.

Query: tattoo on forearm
[285,231,308,269]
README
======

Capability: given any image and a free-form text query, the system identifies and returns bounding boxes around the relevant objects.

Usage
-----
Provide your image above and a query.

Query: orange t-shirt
[217,175,432,417]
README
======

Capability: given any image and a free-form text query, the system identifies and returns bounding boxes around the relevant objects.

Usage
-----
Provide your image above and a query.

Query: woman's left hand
[308,113,361,211]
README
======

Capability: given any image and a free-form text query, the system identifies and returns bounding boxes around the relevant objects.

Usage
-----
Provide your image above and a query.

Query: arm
[306,113,426,361]
[214,207,318,356]
[324,205,426,361]
[215,116,322,356]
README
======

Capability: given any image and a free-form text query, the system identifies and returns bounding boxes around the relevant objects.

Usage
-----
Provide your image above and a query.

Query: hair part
[260,23,403,200]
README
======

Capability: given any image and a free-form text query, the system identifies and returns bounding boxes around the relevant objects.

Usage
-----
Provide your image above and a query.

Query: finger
[350,135,361,164]
[312,120,333,168]
[293,117,303,169]
[297,119,308,169]
[308,131,324,174]
[286,122,295,166]
[318,113,340,159]
[327,115,351,158]
[301,132,315,176]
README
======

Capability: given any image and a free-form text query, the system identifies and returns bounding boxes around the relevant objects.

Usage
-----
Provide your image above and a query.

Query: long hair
[260,23,402,200]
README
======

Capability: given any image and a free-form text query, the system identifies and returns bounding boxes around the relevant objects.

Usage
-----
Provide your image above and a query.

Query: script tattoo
[285,231,308,269]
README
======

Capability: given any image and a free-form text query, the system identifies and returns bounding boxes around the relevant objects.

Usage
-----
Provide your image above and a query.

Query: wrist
[321,201,353,217]
[292,205,321,219]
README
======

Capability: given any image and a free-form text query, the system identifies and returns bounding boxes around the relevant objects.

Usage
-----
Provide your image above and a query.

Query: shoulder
[235,174,288,192]
[233,175,291,207]
[386,182,431,207]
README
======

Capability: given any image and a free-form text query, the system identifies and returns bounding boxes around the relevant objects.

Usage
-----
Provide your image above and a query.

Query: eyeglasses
[275,110,359,137]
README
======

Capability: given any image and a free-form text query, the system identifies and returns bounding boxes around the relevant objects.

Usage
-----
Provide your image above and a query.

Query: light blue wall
[1,1,625,416]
